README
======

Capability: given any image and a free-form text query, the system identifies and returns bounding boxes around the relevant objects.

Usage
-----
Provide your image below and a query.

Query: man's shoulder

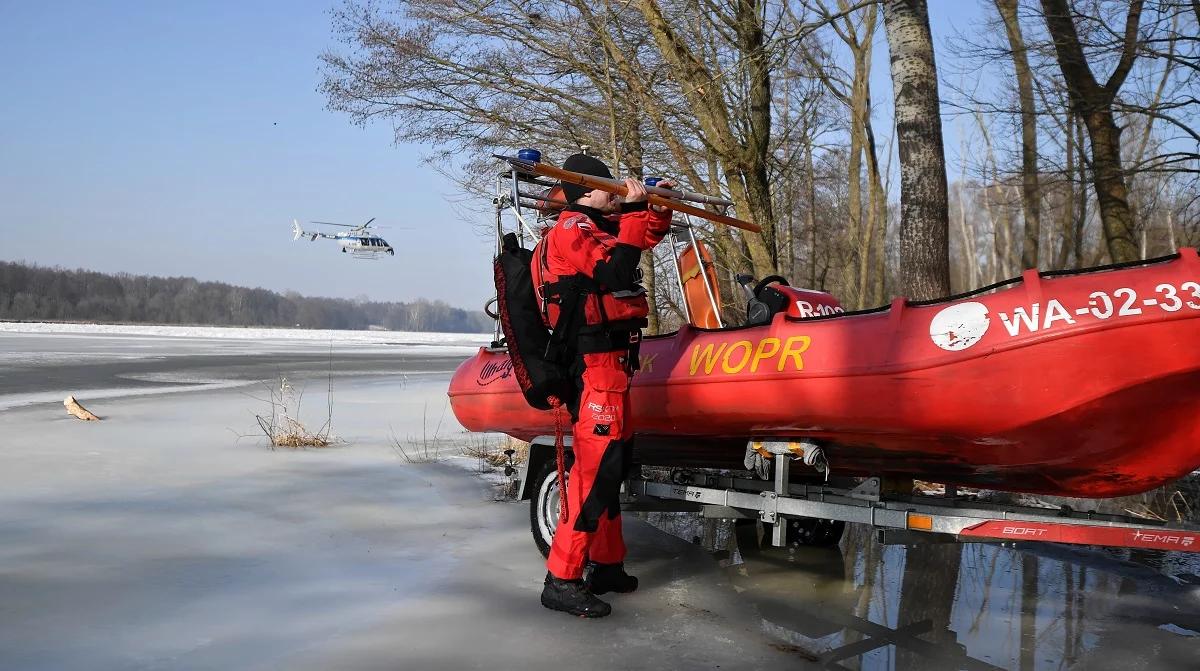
[556,211,594,231]
[548,212,600,249]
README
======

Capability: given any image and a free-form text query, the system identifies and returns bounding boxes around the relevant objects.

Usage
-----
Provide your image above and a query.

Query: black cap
[561,153,612,203]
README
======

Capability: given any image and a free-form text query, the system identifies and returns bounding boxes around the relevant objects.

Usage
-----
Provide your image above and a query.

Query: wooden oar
[495,155,761,234]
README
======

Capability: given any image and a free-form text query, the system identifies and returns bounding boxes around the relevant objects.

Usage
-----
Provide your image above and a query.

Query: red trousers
[546,352,633,580]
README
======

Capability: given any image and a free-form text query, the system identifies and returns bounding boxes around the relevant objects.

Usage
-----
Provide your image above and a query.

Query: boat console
[739,274,844,325]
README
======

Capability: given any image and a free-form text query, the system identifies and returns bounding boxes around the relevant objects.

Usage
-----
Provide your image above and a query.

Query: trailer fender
[516,435,574,501]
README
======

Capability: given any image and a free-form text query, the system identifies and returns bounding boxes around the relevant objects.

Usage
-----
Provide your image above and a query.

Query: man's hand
[649,179,675,212]
[623,177,647,204]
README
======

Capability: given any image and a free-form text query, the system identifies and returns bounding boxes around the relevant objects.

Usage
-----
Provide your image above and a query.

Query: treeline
[0,261,491,333]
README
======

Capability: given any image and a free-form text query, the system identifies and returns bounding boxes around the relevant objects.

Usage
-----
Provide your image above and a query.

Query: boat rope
[548,396,568,524]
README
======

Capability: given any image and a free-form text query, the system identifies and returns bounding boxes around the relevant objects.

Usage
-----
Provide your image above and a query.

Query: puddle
[641,476,1200,670]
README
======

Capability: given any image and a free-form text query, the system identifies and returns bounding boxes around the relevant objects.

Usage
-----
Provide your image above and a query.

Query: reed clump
[253,377,336,449]
[460,435,528,469]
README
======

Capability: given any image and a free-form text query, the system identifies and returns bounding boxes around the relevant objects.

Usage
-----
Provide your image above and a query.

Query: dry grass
[974,474,1200,525]
[268,419,333,448]
[457,434,527,500]
[1113,486,1196,523]
[389,402,448,463]
[460,435,527,471]
[460,435,527,466]
[1028,478,1200,524]
[248,377,337,449]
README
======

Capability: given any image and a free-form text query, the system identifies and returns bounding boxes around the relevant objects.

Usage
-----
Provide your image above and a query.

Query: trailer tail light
[907,513,933,531]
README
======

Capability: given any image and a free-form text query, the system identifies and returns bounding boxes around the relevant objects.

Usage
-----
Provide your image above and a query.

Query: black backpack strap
[544,276,587,366]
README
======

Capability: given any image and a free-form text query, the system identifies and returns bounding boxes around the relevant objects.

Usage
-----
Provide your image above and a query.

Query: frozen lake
[0,326,1198,670]
[0,323,489,410]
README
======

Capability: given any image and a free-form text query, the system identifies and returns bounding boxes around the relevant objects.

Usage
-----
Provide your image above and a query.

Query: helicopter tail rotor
[292,219,304,241]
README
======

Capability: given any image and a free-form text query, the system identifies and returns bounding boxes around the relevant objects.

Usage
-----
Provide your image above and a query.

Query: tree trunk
[864,116,887,306]
[859,6,886,307]
[847,89,865,304]
[975,110,1012,280]
[982,183,1000,283]
[874,127,895,301]
[735,0,778,276]
[1074,113,1089,266]
[805,138,818,288]
[637,0,778,278]
[996,0,1041,270]
[1039,0,1143,263]
[883,0,951,300]
[853,7,881,308]
[1087,109,1139,262]
[1054,111,1076,270]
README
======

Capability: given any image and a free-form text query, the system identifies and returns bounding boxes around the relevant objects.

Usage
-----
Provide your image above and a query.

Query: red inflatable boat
[450,249,1200,499]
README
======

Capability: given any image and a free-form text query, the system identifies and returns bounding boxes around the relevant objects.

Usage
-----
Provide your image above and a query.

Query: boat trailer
[519,436,1200,555]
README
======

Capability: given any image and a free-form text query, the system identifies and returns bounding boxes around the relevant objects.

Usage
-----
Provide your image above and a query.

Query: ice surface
[0,321,490,355]
[0,326,482,412]
[0,380,256,412]
[0,374,802,671]
[3,331,1198,670]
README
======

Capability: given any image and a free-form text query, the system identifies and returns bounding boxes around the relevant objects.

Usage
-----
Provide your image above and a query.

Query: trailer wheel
[529,460,565,558]
[783,517,845,547]
[733,518,763,556]
[740,518,846,552]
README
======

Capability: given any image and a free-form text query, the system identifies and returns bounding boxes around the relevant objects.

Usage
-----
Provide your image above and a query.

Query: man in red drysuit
[534,153,673,618]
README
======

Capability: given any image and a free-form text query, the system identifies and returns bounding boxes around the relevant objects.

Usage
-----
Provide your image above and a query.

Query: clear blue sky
[0,1,988,311]
[0,1,495,309]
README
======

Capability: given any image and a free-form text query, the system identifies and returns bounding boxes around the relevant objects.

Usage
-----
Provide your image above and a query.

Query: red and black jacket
[532,203,671,351]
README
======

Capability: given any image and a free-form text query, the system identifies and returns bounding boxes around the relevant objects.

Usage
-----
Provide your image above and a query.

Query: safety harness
[533,209,647,375]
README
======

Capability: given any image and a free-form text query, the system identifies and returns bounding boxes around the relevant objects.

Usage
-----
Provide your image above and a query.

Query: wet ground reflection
[644,504,1200,670]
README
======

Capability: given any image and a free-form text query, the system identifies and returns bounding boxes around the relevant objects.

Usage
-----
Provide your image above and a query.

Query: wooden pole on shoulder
[496,155,761,234]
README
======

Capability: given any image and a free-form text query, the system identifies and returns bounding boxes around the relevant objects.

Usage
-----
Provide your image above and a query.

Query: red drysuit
[535,202,671,580]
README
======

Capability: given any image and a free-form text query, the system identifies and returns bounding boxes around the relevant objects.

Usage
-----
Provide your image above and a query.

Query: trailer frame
[519,436,1200,554]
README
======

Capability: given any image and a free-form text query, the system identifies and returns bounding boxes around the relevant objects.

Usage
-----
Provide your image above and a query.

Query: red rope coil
[548,396,568,524]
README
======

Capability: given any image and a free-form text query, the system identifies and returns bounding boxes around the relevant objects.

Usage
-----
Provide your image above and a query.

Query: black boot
[540,572,612,618]
[586,562,639,595]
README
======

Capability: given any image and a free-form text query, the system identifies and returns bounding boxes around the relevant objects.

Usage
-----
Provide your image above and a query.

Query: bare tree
[1039,0,1144,262]
[797,0,888,308]
[635,0,778,278]
[996,0,1043,270]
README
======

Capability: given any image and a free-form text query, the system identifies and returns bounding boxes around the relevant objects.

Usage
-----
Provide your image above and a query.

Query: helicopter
[291,218,394,257]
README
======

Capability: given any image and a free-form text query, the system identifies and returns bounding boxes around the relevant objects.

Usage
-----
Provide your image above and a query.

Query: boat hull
[450,251,1200,498]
